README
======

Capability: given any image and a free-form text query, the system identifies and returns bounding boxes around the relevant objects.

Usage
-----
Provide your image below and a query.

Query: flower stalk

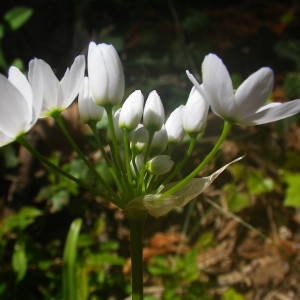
[127,214,147,300]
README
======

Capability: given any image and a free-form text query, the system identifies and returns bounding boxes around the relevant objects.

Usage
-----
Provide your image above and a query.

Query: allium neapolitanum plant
[1,41,300,299]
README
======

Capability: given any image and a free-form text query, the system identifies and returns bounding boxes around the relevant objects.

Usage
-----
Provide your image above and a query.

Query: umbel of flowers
[1,41,300,299]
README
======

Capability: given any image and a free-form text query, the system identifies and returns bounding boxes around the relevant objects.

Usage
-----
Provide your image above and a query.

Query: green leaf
[4,7,33,30]
[224,183,251,212]
[63,219,82,300]
[282,172,300,207]
[246,170,274,195]
[0,207,42,237]
[12,242,27,282]
[222,288,246,300]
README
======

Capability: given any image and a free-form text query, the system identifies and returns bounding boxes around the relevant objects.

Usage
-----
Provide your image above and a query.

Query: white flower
[143,90,165,131]
[88,41,125,106]
[165,105,184,143]
[147,155,174,175]
[36,55,85,116]
[108,108,122,141]
[0,60,43,146]
[119,90,144,130]
[130,124,149,153]
[78,77,104,122]
[183,87,209,133]
[150,125,168,154]
[187,53,300,125]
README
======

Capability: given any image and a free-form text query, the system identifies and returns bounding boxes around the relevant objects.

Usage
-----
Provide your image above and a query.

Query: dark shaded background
[1,0,300,89]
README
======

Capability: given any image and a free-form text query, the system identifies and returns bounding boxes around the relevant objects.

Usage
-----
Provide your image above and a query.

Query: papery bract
[88,41,125,106]
[125,157,242,217]
[187,53,300,125]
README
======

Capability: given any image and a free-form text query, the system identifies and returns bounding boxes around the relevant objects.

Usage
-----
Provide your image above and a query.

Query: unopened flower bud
[150,125,168,154]
[183,87,209,133]
[78,77,104,122]
[119,90,144,130]
[130,124,149,153]
[147,155,174,175]
[143,90,165,131]
[108,108,122,141]
[131,154,144,175]
[88,41,125,106]
[165,105,184,143]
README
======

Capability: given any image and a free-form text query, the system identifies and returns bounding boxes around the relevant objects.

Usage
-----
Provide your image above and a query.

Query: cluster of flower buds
[1,41,300,217]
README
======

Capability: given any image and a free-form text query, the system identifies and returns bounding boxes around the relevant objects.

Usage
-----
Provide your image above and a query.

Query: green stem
[162,121,231,197]
[162,137,197,186]
[137,132,154,193]
[17,136,82,186]
[123,128,133,185]
[105,106,130,196]
[88,121,111,165]
[17,136,109,200]
[53,112,111,192]
[128,216,146,300]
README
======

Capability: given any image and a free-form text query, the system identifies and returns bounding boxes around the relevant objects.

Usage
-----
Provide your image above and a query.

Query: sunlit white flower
[165,105,184,143]
[187,53,300,125]
[78,77,104,122]
[0,60,43,146]
[143,90,165,131]
[183,87,209,133]
[37,55,85,116]
[88,41,125,106]
[119,90,144,130]
[147,155,174,175]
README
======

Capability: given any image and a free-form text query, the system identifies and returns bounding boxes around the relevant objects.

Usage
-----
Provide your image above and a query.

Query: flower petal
[78,76,104,122]
[201,54,235,117]
[0,131,13,147]
[0,74,30,136]
[183,87,209,133]
[101,44,125,103]
[8,66,33,114]
[60,55,85,108]
[119,90,144,130]
[28,58,43,121]
[143,90,165,131]
[165,105,184,143]
[37,59,61,114]
[88,42,109,104]
[234,67,274,118]
[241,99,300,125]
